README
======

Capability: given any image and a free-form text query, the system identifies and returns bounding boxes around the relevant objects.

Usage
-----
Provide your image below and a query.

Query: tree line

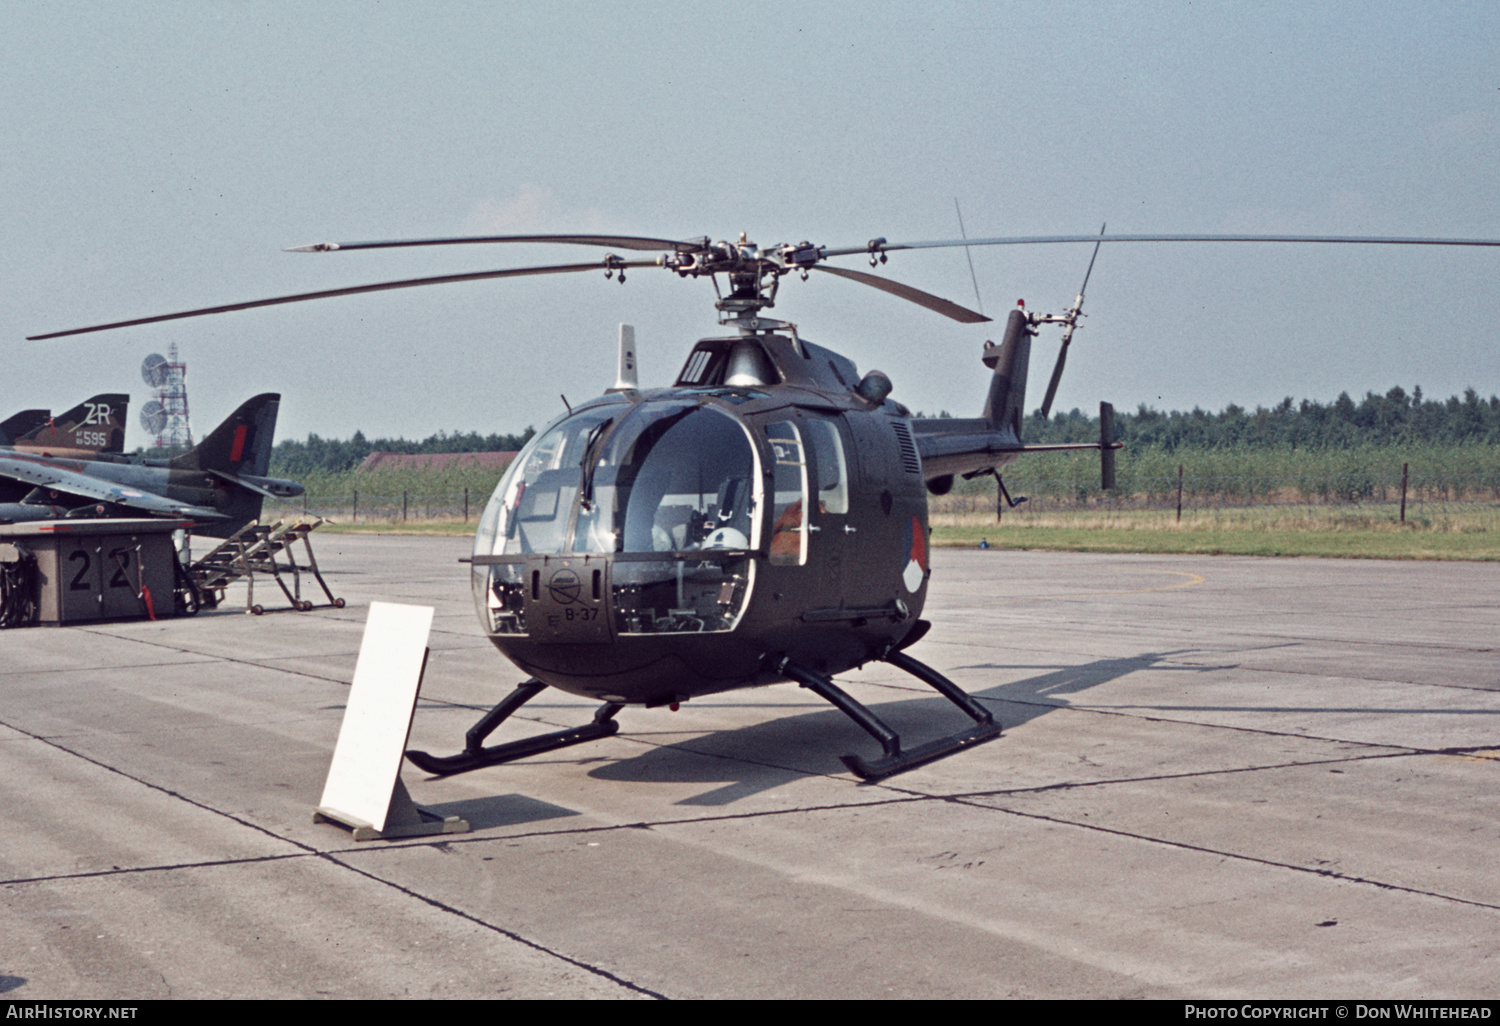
[1022,386,1500,450]
[263,385,1498,478]
[270,427,536,476]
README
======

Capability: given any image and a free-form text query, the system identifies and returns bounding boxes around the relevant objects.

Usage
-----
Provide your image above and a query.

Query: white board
[318,602,434,832]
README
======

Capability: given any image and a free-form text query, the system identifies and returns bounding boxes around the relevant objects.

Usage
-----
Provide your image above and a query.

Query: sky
[4,1,1498,444]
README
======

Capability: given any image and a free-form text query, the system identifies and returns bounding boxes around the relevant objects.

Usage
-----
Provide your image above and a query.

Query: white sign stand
[314,602,468,840]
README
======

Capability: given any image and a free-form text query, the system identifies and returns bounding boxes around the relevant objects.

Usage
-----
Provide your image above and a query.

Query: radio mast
[139,343,193,450]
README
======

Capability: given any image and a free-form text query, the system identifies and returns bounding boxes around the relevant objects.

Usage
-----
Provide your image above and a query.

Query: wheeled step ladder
[188,519,344,615]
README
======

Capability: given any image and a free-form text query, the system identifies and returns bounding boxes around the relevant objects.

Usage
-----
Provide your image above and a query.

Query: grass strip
[932,511,1499,560]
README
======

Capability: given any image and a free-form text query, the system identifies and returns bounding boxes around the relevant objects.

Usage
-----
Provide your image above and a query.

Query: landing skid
[404,679,623,777]
[405,650,999,781]
[779,649,1001,780]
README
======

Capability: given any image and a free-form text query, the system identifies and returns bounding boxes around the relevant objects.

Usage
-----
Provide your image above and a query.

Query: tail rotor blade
[1076,223,1105,300]
[1041,223,1106,419]
[1040,343,1069,419]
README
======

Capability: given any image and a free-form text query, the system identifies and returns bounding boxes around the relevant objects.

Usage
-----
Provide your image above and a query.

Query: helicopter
[28,228,1500,779]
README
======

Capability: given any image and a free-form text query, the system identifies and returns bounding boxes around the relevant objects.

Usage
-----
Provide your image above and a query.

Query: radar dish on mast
[141,353,170,388]
[138,344,194,448]
[139,400,168,436]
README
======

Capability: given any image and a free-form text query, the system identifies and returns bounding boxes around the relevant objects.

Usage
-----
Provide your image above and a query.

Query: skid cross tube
[779,652,1001,780]
[405,679,623,777]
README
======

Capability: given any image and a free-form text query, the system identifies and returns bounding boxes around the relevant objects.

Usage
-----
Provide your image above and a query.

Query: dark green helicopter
[31,229,1500,778]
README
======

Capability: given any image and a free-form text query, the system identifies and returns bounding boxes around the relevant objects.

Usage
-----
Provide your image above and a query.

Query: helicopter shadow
[414,792,582,832]
[959,648,1235,730]
[588,649,1227,806]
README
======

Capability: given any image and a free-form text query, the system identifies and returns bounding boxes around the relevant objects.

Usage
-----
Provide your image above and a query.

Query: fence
[297,466,1499,528]
[304,489,479,524]
[930,464,1500,527]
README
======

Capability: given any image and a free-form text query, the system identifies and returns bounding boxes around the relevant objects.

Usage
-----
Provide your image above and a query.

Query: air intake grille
[892,421,922,475]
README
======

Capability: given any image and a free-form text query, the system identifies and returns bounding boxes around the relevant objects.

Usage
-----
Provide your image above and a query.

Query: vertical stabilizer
[171,394,282,538]
[980,308,1032,438]
[1,409,50,447]
[172,393,280,477]
[15,394,129,454]
[1100,401,1116,490]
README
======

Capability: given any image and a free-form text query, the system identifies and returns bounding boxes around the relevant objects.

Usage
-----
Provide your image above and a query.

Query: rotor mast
[661,233,785,327]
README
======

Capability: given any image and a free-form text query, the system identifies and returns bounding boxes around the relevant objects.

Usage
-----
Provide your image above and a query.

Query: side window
[803,417,850,516]
[765,421,807,566]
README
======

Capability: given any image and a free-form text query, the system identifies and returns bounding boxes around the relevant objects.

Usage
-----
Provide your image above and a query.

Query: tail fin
[980,308,1032,438]
[172,393,280,477]
[172,394,281,536]
[1,409,50,447]
[14,394,129,454]
[1100,401,1116,490]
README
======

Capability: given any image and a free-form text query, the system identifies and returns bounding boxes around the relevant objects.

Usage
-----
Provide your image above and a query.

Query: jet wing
[0,455,227,520]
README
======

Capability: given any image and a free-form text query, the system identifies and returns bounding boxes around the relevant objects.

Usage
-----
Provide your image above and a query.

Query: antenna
[611,323,639,391]
[139,343,194,449]
[139,400,168,436]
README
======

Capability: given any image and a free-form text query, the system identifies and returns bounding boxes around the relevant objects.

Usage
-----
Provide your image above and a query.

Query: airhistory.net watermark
[5,1008,137,1019]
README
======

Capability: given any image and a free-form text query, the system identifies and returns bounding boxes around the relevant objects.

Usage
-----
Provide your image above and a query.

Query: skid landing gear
[778,648,1001,780]
[404,679,623,777]
[405,650,998,781]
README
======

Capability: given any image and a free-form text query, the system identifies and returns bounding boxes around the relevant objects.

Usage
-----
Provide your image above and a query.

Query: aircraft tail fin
[171,394,281,536]
[172,393,280,477]
[1,409,51,447]
[980,307,1032,438]
[14,394,129,454]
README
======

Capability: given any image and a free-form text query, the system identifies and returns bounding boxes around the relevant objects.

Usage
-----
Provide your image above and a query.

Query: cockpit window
[476,406,615,556]
[803,417,850,515]
[766,421,808,566]
[475,400,760,558]
[574,401,758,554]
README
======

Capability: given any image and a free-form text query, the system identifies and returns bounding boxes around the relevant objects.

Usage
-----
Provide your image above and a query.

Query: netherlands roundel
[901,515,926,593]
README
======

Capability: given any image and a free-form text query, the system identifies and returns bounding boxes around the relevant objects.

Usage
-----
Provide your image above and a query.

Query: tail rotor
[1038,223,1106,418]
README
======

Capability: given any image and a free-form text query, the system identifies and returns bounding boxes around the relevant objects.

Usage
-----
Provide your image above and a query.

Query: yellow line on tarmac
[1434,749,1500,765]
[970,569,1206,606]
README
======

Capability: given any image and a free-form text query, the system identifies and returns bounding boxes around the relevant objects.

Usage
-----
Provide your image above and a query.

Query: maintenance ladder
[188,519,344,615]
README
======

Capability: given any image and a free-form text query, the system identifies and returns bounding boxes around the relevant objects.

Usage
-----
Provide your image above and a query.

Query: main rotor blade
[954,198,985,317]
[27,259,658,340]
[287,233,706,253]
[825,233,1500,258]
[810,265,990,324]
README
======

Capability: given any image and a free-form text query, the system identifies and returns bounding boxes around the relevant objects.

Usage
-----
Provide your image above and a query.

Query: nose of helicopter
[469,395,766,702]
[477,547,767,703]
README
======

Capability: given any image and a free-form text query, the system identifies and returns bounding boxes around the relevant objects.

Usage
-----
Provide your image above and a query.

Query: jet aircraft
[1,394,129,458]
[0,393,303,537]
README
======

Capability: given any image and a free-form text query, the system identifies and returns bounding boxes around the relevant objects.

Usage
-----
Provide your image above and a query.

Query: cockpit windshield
[475,400,760,557]
[474,405,615,556]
